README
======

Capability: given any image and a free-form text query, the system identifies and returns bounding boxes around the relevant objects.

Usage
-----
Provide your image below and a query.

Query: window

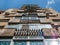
[5,24,22,30]
[0,41,10,45]
[30,41,44,45]
[29,24,52,30]
[29,17,39,20]
[29,36,43,39]
[5,24,52,30]
[22,17,29,20]
[14,41,44,45]
[21,17,39,20]
[15,36,28,39]
[14,41,26,45]
[45,39,58,45]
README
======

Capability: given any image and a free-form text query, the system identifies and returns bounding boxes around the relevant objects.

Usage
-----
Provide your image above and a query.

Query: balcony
[13,36,44,41]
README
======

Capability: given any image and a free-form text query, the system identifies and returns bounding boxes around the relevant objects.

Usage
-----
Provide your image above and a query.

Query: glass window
[5,24,52,30]
[45,39,58,45]
[29,36,43,39]
[14,41,26,45]
[21,17,39,20]
[5,24,22,30]
[29,24,52,30]
[0,41,10,45]
[30,41,44,45]
[22,17,29,20]
[29,17,39,20]
[18,24,23,30]
[15,36,28,39]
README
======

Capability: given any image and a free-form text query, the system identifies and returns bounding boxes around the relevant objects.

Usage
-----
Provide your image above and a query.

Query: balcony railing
[13,36,44,40]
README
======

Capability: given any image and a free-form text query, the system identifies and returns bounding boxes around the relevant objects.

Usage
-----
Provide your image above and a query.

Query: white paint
[10,40,14,45]
[27,41,30,45]
[50,41,58,45]
[44,39,58,45]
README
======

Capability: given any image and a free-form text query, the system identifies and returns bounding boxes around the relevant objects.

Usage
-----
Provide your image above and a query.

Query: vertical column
[10,40,14,45]
[43,39,46,45]
[27,36,30,45]
[27,41,30,45]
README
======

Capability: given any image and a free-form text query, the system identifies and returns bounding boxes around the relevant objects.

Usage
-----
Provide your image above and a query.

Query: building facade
[0,5,60,45]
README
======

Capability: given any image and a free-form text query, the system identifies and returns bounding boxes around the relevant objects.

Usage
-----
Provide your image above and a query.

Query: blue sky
[0,0,60,12]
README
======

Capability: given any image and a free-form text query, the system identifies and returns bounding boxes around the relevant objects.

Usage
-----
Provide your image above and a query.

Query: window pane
[29,24,52,30]
[30,41,44,45]
[22,17,29,20]
[5,24,52,30]
[29,17,39,20]
[21,17,39,20]
[5,24,22,30]
[29,36,43,39]
[45,39,58,45]
[0,41,10,45]
[14,41,26,45]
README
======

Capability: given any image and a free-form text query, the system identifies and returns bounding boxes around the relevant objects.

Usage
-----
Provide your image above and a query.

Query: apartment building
[0,5,60,45]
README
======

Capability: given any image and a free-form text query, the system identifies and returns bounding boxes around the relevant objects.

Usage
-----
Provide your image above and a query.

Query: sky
[0,0,60,12]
